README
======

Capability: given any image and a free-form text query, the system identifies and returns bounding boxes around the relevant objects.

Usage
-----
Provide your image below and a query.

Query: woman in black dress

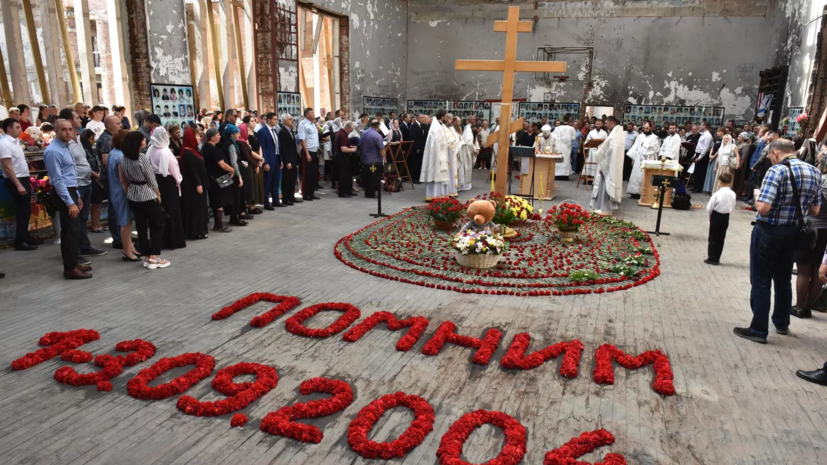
[236,125,257,219]
[146,127,187,250]
[220,124,247,226]
[179,128,209,239]
[202,128,234,233]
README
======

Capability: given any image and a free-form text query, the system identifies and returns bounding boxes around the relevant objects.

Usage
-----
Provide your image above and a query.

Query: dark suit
[400,121,413,142]
[278,126,300,204]
[257,124,282,206]
[410,122,428,182]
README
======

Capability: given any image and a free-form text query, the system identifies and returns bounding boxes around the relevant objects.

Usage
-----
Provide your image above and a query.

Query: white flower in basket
[452,229,507,269]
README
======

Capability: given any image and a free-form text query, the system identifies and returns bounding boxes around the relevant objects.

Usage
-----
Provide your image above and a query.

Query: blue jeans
[749,222,797,336]
[571,147,579,172]
[745,173,757,203]
[78,184,93,253]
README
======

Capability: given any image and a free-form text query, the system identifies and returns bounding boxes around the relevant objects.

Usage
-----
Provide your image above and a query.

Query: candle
[490,170,495,193]
[539,171,543,199]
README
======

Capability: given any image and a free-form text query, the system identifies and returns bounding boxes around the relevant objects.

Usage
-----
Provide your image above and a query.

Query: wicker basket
[455,251,502,269]
[433,219,454,231]
[558,227,578,243]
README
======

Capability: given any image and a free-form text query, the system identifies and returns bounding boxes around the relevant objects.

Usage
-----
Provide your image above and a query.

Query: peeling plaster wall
[406,14,776,122]
[303,0,407,119]
[770,0,827,113]
[145,0,191,85]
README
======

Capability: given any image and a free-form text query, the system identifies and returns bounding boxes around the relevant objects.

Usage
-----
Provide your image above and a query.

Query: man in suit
[278,114,299,206]
[400,113,413,142]
[409,114,428,184]
[257,112,285,209]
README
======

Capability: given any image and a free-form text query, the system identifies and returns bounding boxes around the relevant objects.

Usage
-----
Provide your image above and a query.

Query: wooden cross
[455,6,566,195]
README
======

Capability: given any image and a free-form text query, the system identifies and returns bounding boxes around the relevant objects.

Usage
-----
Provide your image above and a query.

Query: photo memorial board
[622,104,726,127]
[518,102,581,125]
[406,100,447,116]
[277,92,303,124]
[363,97,399,118]
[150,84,197,129]
[447,100,492,123]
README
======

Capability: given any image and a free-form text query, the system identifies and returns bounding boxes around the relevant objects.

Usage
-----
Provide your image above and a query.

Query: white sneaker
[146,258,171,270]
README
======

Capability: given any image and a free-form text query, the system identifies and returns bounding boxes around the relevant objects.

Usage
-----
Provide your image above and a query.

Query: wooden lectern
[519,154,562,200]
[639,166,680,207]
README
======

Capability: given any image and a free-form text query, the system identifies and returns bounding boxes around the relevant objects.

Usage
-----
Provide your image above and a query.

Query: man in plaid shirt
[734,139,822,344]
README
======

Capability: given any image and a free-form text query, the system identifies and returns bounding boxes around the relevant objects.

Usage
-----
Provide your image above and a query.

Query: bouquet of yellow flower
[505,195,533,222]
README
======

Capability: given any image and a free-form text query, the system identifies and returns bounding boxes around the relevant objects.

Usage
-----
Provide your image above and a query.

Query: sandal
[194,234,209,240]
[213,226,233,233]
[248,207,263,215]
[229,219,248,227]
[145,258,171,270]
[122,254,142,262]
[239,213,254,220]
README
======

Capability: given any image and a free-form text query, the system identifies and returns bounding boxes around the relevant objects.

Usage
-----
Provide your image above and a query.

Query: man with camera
[734,139,822,344]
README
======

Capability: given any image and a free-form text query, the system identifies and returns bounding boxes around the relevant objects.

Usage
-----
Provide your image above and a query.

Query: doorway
[584,105,615,121]
[296,4,341,117]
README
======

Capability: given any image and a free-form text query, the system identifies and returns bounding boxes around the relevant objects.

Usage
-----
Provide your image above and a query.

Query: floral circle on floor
[334,206,660,296]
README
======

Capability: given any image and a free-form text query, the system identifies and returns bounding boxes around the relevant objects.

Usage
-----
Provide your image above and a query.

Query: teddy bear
[460,199,502,234]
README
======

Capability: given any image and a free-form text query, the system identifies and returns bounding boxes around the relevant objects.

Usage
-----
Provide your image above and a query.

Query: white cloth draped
[590,125,625,213]
[552,124,576,177]
[146,126,183,194]
[458,124,476,190]
[421,118,458,200]
[626,133,661,195]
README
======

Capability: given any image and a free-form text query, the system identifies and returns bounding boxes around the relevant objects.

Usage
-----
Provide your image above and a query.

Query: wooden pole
[0,46,13,108]
[496,104,512,195]
[54,0,81,102]
[231,2,249,109]
[324,18,334,112]
[21,0,49,104]
[187,15,200,109]
[207,0,225,110]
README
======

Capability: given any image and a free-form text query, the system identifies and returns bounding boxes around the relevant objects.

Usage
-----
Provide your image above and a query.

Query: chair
[578,139,603,189]
[396,141,415,189]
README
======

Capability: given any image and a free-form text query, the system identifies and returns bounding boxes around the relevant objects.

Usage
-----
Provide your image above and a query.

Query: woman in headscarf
[221,124,247,226]
[179,128,209,240]
[712,133,740,192]
[147,127,187,249]
[237,122,263,215]
[202,128,233,233]
[166,123,183,158]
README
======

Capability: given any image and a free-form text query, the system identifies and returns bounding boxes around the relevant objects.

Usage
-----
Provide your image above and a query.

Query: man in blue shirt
[359,119,387,198]
[734,139,821,343]
[297,108,321,201]
[745,125,769,204]
[43,119,92,280]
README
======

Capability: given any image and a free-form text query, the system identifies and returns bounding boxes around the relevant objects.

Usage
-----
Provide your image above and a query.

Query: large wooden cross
[455,6,566,195]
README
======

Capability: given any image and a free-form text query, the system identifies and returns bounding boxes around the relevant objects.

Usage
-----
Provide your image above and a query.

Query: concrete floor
[1,169,825,465]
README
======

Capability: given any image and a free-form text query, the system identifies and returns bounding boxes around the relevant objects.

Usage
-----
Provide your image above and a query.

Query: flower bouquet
[505,195,533,224]
[797,112,809,125]
[426,196,465,230]
[452,228,507,269]
[547,201,589,243]
[32,176,58,218]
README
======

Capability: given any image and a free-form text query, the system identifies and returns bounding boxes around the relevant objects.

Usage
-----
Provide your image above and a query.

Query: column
[74,0,98,104]
[195,0,211,110]
[242,0,256,111]
[42,0,68,107]
[2,0,31,104]
[219,0,236,109]
[108,0,132,115]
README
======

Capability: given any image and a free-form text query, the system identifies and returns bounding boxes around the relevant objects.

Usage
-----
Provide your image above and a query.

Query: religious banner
[785,107,804,137]
[150,84,197,129]
[277,91,303,123]
[622,104,726,127]
[363,96,398,118]
[406,100,446,116]
[447,100,492,123]
[518,102,581,124]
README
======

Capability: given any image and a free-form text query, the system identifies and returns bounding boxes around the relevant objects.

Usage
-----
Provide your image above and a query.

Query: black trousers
[693,156,709,191]
[361,163,382,197]
[303,151,319,198]
[335,152,352,196]
[622,150,633,181]
[51,188,81,271]
[129,199,165,257]
[708,211,730,262]
[282,165,297,203]
[5,177,31,246]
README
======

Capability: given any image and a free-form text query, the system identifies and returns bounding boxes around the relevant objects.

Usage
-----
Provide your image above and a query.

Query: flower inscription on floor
[9,292,680,465]
[334,206,660,296]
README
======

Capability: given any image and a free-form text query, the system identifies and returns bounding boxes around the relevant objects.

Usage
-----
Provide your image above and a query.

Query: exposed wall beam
[74,0,97,104]
[231,1,249,109]
[42,0,67,107]
[55,0,81,103]
[21,0,50,104]
[242,0,256,112]
[108,0,131,116]
[2,0,31,104]
[0,46,14,108]
[207,0,225,109]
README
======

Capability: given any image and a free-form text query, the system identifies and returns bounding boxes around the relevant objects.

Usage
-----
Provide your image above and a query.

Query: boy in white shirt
[706,172,737,265]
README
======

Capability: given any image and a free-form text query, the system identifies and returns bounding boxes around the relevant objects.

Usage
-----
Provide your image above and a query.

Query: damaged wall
[406,12,777,122]
[145,0,191,85]
[301,0,407,119]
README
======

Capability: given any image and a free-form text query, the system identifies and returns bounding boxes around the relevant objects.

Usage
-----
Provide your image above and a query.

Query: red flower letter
[437,409,527,465]
[347,392,435,459]
[421,321,502,365]
[127,353,215,400]
[12,329,100,371]
[285,303,361,338]
[543,429,627,465]
[177,362,278,416]
[500,333,583,378]
[260,377,354,443]
[593,344,675,396]
[342,311,430,351]
[211,292,301,328]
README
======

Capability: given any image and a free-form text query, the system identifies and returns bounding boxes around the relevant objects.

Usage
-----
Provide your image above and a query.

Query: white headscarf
[147,126,174,177]
[541,124,552,137]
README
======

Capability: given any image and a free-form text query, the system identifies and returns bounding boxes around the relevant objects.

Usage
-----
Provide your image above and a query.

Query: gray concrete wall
[406,13,777,122]
[145,0,191,85]
[302,0,408,120]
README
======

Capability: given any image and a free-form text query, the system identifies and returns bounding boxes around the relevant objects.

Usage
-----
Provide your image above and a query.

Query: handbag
[213,173,234,189]
[783,161,817,252]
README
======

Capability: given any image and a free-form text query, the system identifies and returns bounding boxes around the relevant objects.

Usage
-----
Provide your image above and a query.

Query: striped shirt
[121,153,159,202]
[756,157,822,225]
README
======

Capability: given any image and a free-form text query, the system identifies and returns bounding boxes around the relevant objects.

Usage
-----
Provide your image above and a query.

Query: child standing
[706,172,737,265]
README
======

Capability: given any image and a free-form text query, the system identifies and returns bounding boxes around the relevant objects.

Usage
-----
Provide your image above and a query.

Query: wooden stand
[519,154,561,200]
[579,139,603,189]
[639,167,679,207]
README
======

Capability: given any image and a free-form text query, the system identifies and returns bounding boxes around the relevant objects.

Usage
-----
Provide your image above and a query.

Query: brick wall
[125,0,151,111]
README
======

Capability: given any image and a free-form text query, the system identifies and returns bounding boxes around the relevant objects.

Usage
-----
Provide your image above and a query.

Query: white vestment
[552,124,576,177]
[526,134,556,175]
[590,125,625,213]
[659,133,681,160]
[421,118,458,200]
[584,128,608,177]
[458,124,476,190]
[626,133,661,195]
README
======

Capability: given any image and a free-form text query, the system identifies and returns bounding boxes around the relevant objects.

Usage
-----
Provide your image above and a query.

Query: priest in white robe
[658,123,681,160]
[552,116,577,178]
[590,116,625,215]
[458,116,478,190]
[584,121,608,178]
[421,110,459,201]
[626,122,661,198]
